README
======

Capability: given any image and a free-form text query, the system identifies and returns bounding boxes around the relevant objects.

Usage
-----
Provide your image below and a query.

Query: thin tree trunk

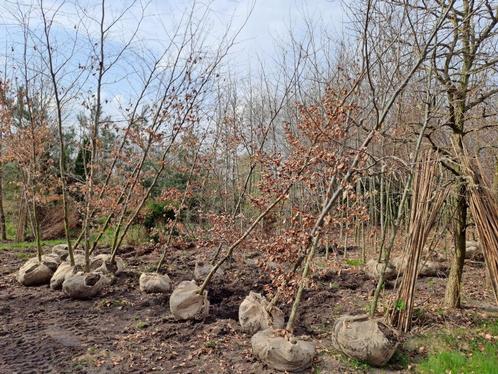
[0,163,6,241]
[16,191,27,242]
[31,199,42,261]
[444,183,467,308]
[41,4,75,266]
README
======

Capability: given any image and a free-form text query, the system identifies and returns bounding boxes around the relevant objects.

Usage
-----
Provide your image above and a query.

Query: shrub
[122,225,149,246]
[143,201,175,229]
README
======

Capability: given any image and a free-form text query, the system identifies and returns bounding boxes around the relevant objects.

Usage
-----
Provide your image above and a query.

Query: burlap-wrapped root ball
[418,260,448,277]
[365,259,396,280]
[332,314,399,367]
[72,253,88,266]
[17,256,60,286]
[465,240,483,261]
[239,291,284,334]
[50,262,75,290]
[139,272,172,294]
[51,244,69,260]
[251,328,316,372]
[51,252,103,290]
[169,280,209,320]
[193,260,223,281]
[392,255,448,278]
[51,244,87,261]
[62,272,107,300]
[91,254,126,275]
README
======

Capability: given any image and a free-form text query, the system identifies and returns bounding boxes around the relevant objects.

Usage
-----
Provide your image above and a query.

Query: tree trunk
[15,191,28,242]
[494,159,498,200]
[444,183,467,308]
[0,165,6,241]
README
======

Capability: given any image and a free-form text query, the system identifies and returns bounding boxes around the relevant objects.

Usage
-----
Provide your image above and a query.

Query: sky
[0,0,345,67]
[100,0,347,68]
[188,0,346,69]
[0,0,347,122]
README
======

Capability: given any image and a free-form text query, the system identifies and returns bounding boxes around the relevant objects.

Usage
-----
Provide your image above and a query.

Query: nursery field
[1,243,497,373]
[1,0,498,373]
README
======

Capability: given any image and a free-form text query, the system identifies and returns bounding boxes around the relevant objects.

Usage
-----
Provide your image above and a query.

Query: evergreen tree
[74,137,90,181]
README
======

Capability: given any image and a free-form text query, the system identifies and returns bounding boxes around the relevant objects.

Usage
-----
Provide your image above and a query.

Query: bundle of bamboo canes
[463,155,498,305]
[389,151,446,332]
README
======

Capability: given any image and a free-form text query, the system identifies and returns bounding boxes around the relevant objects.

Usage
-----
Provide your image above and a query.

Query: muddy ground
[0,244,496,373]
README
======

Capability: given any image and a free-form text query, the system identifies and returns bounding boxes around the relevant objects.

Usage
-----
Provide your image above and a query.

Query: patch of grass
[411,320,498,373]
[329,281,340,290]
[16,252,31,261]
[141,264,157,273]
[76,225,149,248]
[394,299,407,312]
[346,357,370,371]
[482,320,498,336]
[413,307,425,320]
[310,322,333,334]
[5,220,16,239]
[73,346,107,369]
[90,228,116,248]
[136,320,149,329]
[72,363,86,371]
[418,351,466,373]
[204,340,217,349]
[435,307,445,317]
[440,332,458,347]
[122,225,149,247]
[345,258,364,266]
[390,349,410,369]
[418,345,498,374]
[87,346,97,354]
[334,350,371,371]
[112,298,129,307]
[0,238,66,251]
[97,298,129,309]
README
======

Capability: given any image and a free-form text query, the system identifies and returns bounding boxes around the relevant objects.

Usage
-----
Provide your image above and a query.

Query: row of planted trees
[0,0,241,269]
[0,0,498,371]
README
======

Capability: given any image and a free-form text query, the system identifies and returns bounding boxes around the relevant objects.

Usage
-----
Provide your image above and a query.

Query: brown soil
[0,245,495,373]
[38,202,80,240]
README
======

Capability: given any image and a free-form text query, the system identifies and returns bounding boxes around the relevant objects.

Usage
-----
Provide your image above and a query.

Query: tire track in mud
[0,294,88,373]
[0,276,116,373]
[0,322,75,373]
[0,249,147,373]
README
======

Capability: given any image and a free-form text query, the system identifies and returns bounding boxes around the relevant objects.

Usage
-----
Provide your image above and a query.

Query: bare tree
[425,0,498,308]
